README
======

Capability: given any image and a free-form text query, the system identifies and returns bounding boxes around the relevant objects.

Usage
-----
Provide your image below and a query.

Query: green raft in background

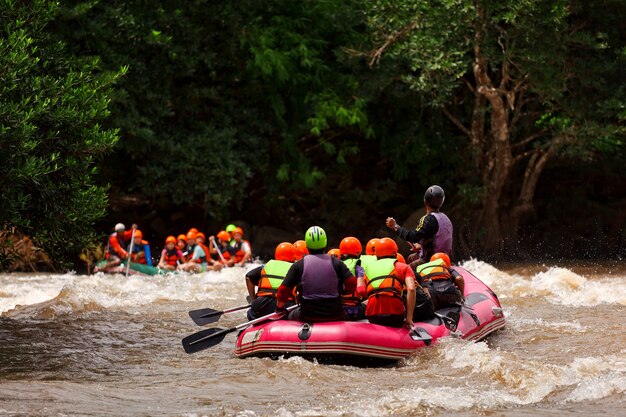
[94,260,171,276]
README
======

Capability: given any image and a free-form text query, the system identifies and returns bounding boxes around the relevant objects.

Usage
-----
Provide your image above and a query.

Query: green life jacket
[362,258,404,299]
[415,258,452,283]
[359,254,376,270]
[342,257,359,276]
[257,259,292,296]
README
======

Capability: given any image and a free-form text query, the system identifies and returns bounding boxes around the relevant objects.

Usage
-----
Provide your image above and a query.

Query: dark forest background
[1,0,624,270]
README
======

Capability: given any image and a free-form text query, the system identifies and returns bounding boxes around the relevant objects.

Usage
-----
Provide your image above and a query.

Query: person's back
[275,226,356,323]
[359,238,415,328]
[415,253,464,310]
[245,242,296,320]
[339,237,365,321]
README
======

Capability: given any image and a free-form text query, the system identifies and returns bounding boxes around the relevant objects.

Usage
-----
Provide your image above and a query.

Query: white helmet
[114,223,126,232]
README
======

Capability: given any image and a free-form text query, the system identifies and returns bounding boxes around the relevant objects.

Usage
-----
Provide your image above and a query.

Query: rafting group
[246,185,463,328]
[94,223,252,274]
[182,185,505,362]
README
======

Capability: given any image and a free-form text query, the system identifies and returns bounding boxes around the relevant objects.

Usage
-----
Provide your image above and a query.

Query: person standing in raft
[357,238,425,328]
[129,229,152,266]
[100,222,137,272]
[415,253,465,310]
[385,185,453,269]
[245,242,297,320]
[275,226,356,322]
[339,237,366,321]
[227,227,252,266]
[158,236,186,271]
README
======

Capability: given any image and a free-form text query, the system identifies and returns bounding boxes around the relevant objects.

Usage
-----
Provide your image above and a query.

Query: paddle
[209,236,227,264]
[125,228,137,277]
[188,304,251,326]
[182,305,297,354]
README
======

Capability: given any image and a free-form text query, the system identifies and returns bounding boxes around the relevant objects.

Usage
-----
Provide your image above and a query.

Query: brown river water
[1,260,625,416]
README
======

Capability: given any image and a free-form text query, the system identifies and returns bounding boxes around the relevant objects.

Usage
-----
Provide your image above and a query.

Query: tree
[367,0,625,256]
[0,0,121,269]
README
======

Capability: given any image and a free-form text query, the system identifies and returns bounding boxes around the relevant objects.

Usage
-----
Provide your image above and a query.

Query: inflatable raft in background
[235,267,505,365]
[94,260,167,276]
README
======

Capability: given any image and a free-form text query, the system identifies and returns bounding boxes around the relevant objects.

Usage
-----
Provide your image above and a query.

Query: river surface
[1,260,625,416]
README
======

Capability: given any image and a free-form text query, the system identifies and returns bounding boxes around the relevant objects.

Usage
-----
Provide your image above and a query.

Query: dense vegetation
[0,0,624,269]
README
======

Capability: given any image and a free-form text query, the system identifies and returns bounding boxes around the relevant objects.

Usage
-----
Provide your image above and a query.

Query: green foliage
[0,0,121,268]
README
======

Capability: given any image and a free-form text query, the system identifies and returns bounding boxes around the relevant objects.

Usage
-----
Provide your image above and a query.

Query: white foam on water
[459,259,626,306]
[506,315,586,333]
[531,267,626,306]
[0,263,255,315]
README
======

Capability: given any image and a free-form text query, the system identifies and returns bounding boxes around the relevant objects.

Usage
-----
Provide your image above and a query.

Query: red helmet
[375,238,398,258]
[293,240,309,260]
[233,227,244,237]
[217,230,230,242]
[186,230,197,241]
[275,242,296,262]
[327,248,341,258]
[196,232,206,241]
[365,238,381,255]
[177,234,187,243]
[165,236,176,245]
[339,237,362,257]
[396,253,406,264]
[134,230,143,239]
[431,252,451,268]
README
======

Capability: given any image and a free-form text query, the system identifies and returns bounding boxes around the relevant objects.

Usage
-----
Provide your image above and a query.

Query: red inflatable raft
[235,267,505,364]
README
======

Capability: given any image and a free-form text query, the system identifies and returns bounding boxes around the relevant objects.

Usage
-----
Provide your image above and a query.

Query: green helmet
[305,226,327,250]
[225,224,236,233]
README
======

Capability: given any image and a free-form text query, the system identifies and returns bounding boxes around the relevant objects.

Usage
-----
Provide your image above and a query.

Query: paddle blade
[188,308,223,326]
[182,327,234,354]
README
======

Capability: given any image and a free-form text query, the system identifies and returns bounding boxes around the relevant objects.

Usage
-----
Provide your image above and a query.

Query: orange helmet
[327,248,341,258]
[188,228,198,235]
[293,240,309,260]
[217,230,230,242]
[134,230,143,239]
[186,230,197,241]
[275,242,296,262]
[233,227,244,237]
[375,237,398,258]
[396,253,406,263]
[196,232,206,241]
[339,237,362,257]
[177,234,187,243]
[365,238,381,255]
[431,252,451,268]
[165,236,176,245]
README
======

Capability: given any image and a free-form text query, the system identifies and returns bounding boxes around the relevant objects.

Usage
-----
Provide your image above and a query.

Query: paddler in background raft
[275,226,356,322]
[98,222,137,272]
[209,230,232,265]
[245,242,297,320]
[176,234,188,261]
[227,227,252,266]
[180,231,222,272]
[128,230,153,266]
[385,185,453,270]
[157,236,186,271]
[339,237,366,321]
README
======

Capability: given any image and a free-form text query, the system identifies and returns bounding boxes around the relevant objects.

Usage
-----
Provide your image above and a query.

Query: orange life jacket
[363,258,405,301]
[131,240,150,265]
[231,240,251,263]
[415,259,453,283]
[196,242,212,264]
[257,259,293,299]
[162,248,180,267]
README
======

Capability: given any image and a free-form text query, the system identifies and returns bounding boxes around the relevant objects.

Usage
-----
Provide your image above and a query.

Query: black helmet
[424,185,445,209]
